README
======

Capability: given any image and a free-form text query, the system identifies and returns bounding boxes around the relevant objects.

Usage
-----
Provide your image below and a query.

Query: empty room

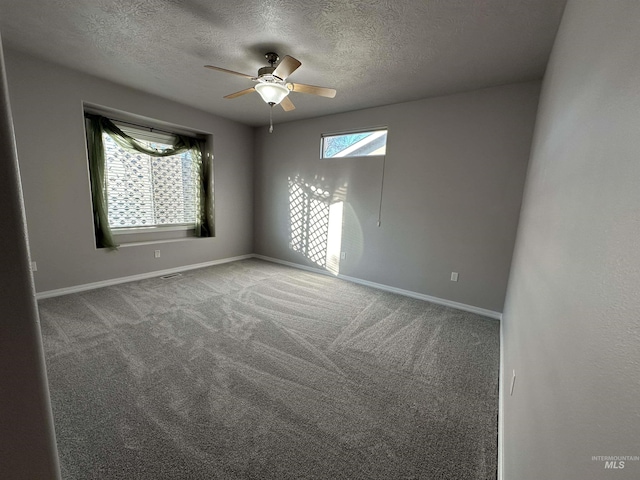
[1,1,639,479]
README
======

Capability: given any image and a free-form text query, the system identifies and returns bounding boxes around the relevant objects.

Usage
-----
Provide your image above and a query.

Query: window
[104,126,198,230]
[85,112,213,248]
[321,128,387,158]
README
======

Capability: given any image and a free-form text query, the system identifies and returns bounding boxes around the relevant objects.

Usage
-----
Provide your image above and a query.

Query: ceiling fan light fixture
[255,82,289,105]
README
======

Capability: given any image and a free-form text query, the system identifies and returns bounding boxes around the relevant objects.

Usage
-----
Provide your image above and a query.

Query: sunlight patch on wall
[289,176,330,267]
[326,201,344,274]
[288,176,345,273]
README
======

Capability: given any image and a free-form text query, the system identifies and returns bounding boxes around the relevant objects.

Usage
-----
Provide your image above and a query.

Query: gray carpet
[38,258,500,479]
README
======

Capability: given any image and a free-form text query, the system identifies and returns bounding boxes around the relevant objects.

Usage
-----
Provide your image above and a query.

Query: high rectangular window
[321,128,387,158]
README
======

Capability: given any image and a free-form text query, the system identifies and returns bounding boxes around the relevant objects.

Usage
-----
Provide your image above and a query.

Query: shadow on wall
[288,175,354,275]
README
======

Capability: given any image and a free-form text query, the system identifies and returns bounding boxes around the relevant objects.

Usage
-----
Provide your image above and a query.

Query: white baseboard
[498,313,505,480]
[37,253,503,321]
[254,255,502,320]
[35,254,254,300]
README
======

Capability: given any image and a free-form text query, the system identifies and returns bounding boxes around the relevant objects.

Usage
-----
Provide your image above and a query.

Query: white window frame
[320,127,388,159]
[84,104,214,247]
[104,122,199,234]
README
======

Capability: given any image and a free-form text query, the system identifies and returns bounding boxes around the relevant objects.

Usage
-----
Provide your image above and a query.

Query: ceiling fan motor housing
[258,66,277,78]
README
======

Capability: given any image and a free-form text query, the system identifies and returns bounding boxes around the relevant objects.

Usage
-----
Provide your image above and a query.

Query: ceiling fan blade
[280,96,295,112]
[288,83,337,98]
[204,65,254,79]
[224,87,255,99]
[273,55,301,80]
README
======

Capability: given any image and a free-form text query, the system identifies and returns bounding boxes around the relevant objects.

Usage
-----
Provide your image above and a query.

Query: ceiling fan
[204,52,337,114]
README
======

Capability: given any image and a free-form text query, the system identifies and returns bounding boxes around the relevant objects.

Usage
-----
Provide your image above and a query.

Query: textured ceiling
[0,0,566,126]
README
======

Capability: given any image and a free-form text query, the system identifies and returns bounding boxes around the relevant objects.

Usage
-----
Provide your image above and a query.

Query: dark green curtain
[85,114,212,249]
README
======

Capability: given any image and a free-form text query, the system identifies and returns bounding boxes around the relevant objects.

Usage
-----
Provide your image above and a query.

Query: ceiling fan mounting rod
[264,52,279,67]
[258,52,280,79]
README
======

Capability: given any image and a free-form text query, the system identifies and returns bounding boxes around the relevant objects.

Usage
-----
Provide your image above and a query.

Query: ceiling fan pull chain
[269,105,274,133]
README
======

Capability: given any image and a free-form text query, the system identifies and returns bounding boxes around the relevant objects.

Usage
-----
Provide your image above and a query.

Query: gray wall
[0,36,60,479]
[254,82,540,313]
[502,1,640,479]
[4,48,254,293]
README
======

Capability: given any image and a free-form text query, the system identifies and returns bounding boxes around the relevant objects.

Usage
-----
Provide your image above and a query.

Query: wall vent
[160,273,182,280]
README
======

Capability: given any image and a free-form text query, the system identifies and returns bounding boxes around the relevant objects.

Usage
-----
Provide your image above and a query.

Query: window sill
[117,237,205,248]
[112,226,196,245]
[112,225,194,235]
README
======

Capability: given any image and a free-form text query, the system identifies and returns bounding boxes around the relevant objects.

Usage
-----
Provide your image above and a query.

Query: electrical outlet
[340,252,346,260]
[450,272,459,282]
[31,261,37,272]
[510,370,516,396]
[154,250,161,258]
